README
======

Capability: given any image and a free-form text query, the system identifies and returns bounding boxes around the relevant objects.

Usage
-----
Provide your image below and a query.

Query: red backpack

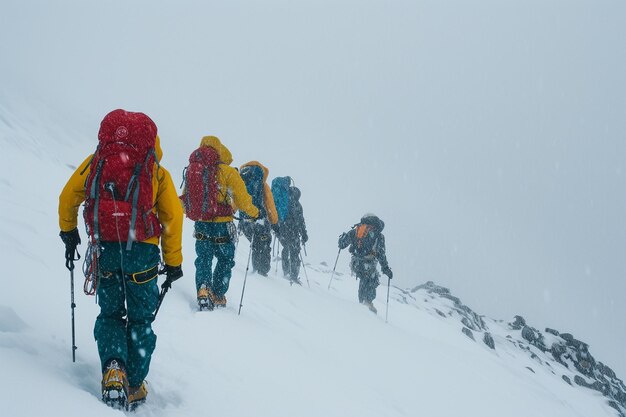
[180,146,233,221]
[83,109,161,250]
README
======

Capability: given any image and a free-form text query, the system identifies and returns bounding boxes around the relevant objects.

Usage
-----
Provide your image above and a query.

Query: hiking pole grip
[385,276,391,323]
[327,248,342,291]
[238,239,254,315]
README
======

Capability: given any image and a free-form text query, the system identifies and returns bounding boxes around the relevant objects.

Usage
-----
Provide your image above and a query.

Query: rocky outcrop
[405,281,626,417]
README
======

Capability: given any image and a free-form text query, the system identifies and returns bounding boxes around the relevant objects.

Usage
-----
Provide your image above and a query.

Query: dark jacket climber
[278,186,308,283]
[338,214,392,313]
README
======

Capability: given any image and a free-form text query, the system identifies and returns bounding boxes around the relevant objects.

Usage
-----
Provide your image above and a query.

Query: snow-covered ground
[0,102,621,417]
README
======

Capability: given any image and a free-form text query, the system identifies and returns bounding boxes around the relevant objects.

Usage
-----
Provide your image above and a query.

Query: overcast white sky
[2,0,625,376]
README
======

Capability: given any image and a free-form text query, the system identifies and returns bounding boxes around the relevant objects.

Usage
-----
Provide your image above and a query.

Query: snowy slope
[0,101,623,417]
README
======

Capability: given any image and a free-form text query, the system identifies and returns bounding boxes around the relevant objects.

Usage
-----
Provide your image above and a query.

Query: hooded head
[200,135,233,165]
[240,161,269,182]
[361,213,384,232]
[289,186,301,201]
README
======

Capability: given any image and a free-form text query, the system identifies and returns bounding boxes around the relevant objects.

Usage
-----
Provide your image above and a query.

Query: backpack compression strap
[126,149,156,250]
[89,159,105,241]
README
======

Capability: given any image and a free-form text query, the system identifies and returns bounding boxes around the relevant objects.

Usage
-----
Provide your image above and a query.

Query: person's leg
[252,225,272,275]
[281,242,289,276]
[195,222,215,293]
[118,243,161,389]
[94,272,128,370]
[125,279,159,388]
[362,277,378,303]
[357,275,366,303]
[288,239,301,280]
[213,241,236,297]
[257,234,272,275]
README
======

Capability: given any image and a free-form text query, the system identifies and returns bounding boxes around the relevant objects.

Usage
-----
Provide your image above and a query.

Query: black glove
[160,264,183,290]
[338,233,348,249]
[382,266,393,279]
[271,223,280,235]
[301,232,308,244]
[60,228,81,271]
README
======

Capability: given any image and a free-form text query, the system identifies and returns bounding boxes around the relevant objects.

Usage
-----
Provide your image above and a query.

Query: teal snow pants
[94,242,160,388]
[194,222,236,297]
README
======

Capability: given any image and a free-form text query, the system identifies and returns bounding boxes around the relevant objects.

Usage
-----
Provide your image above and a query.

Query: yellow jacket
[193,136,259,222]
[239,160,278,225]
[58,136,184,267]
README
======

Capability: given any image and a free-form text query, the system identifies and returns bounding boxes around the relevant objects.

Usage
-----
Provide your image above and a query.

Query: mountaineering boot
[289,276,302,286]
[213,294,227,308]
[128,381,148,410]
[101,359,128,409]
[197,285,214,311]
[363,301,378,314]
[206,287,220,305]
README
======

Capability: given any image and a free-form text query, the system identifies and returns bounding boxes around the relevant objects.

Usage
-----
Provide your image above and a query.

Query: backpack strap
[180,166,188,189]
[80,144,100,176]
[89,159,105,241]
[124,163,143,202]
[126,149,155,250]
[202,167,210,213]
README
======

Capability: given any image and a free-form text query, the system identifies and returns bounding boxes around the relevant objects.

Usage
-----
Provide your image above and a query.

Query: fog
[2,0,625,376]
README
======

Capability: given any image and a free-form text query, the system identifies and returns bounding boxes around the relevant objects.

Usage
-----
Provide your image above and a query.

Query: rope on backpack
[82,240,100,296]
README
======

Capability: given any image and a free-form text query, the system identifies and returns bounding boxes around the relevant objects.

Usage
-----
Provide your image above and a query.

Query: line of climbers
[57,109,392,411]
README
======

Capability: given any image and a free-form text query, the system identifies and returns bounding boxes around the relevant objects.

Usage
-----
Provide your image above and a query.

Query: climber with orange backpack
[338,214,392,314]
[179,136,259,310]
[58,109,183,410]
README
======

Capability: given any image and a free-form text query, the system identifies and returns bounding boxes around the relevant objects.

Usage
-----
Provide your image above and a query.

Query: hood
[155,135,163,162]
[289,186,301,201]
[240,161,269,182]
[200,135,233,165]
[361,213,385,232]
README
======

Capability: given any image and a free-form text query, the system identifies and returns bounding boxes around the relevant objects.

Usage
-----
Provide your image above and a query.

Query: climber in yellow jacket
[58,109,183,410]
[180,135,259,309]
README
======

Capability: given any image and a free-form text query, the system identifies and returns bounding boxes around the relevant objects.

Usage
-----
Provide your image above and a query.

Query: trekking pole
[385,277,391,323]
[272,234,276,258]
[70,265,77,362]
[153,287,169,320]
[299,251,310,288]
[274,239,281,275]
[303,243,308,257]
[66,247,80,363]
[327,248,342,291]
[238,240,254,315]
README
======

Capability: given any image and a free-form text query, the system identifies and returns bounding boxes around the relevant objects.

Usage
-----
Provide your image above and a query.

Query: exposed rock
[462,327,475,341]
[545,328,559,336]
[408,281,626,416]
[526,367,535,373]
[521,326,537,343]
[509,315,526,330]
[483,332,495,350]
[574,375,589,387]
